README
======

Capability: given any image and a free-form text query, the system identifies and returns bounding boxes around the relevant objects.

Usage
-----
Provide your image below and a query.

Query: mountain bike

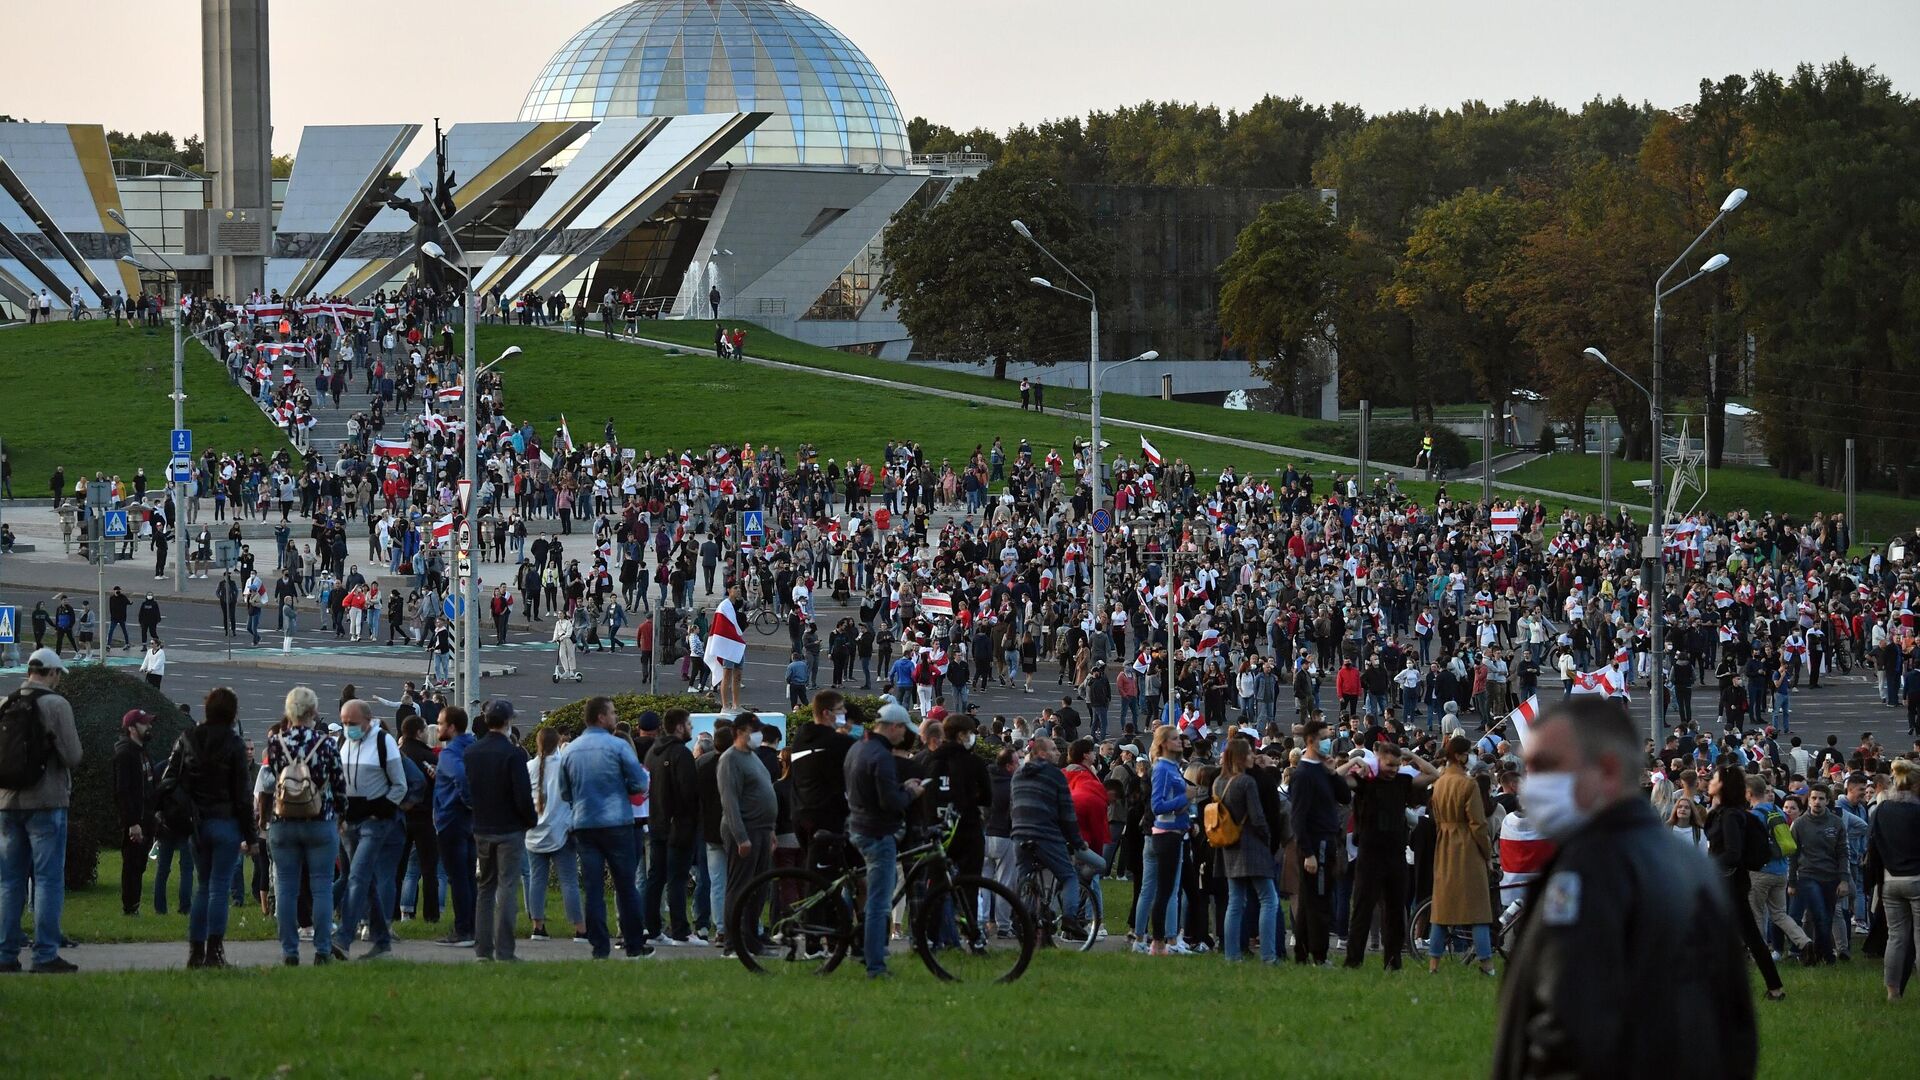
[1013,841,1103,951]
[1406,891,1524,963]
[728,809,1036,982]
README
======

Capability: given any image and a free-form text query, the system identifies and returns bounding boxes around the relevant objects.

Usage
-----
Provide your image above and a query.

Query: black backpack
[0,689,54,791]
[153,737,200,838]
[1737,807,1771,873]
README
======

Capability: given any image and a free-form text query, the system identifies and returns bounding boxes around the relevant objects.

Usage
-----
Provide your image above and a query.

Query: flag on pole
[1491,508,1520,534]
[429,516,455,544]
[1140,435,1162,467]
[436,386,463,402]
[1506,694,1540,749]
[1195,627,1221,654]
[557,415,575,455]
[714,446,733,466]
[703,597,748,683]
[921,590,954,619]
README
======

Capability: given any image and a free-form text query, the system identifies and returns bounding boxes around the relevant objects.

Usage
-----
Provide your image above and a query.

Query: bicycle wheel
[1407,899,1433,959]
[728,867,851,977]
[1015,868,1056,945]
[754,607,780,636]
[914,875,1036,983]
[1069,880,1103,952]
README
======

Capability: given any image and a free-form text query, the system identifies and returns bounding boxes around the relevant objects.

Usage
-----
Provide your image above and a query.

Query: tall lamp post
[110,209,232,593]
[1013,218,1122,613]
[1583,182,1743,746]
[421,240,521,709]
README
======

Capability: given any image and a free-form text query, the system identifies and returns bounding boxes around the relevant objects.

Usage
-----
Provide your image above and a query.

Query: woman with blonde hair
[525,726,584,942]
[1869,757,1920,1000]
[1131,725,1191,954]
[254,685,344,966]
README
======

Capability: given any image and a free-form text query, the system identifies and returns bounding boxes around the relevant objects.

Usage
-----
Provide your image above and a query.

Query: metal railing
[111,159,209,181]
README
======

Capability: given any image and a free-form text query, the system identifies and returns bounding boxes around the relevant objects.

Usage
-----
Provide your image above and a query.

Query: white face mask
[963,733,977,749]
[747,731,764,749]
[1520,772,1591,840]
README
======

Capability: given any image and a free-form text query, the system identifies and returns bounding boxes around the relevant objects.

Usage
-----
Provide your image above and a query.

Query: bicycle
[1013,841,1103,951]
[728,809,1037,982]
[751,604,780,636]
[1406,892,1523,963]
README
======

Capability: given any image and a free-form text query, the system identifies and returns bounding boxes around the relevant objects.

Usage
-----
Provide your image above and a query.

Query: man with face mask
[844,701,925,977]
[716,712,776,956]
[334,700,408,960]
[1492,697,1756,1079]
[642,708,700,945]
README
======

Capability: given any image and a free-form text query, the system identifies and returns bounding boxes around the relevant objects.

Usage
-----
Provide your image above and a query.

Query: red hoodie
[1065,766,1110,850]
[1336,664,1362,697]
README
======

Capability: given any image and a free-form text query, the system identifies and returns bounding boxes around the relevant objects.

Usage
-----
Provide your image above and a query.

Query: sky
[3,0,1916,155]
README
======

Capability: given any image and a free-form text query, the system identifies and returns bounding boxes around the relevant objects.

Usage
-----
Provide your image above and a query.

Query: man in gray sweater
[717,712,777,953]
[1789,784,1851,963]
[1,650,84,973]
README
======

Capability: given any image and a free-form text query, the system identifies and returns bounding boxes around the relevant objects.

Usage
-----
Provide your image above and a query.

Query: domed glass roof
[520,1,912,168]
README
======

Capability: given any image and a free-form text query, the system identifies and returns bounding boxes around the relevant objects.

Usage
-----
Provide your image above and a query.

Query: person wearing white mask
[716,711,777,955]
[1491,697,1756,1078]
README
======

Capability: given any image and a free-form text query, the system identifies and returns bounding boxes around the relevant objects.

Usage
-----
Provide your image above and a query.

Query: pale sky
[3,1,1916,155]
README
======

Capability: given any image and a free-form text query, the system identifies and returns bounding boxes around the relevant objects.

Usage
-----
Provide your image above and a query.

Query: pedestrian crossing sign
[742,510,764,538]
[0,606,15,644]
[103,509,130,539]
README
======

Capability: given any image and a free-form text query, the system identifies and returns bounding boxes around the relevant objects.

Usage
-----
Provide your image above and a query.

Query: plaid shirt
[259,724,347,821]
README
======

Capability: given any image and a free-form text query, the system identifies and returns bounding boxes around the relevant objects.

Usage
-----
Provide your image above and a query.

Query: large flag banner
[1491,508,1520,534]
[703,597,748,683]
[1506,694,1540,749]
[372,439,412,459]
[921,590,954,619]
[558,415,576,455]
[1140,435,1163,467]
[1569,665,1624,697]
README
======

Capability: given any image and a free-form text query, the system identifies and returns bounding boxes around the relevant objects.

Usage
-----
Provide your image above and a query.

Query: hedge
[523,692,717,750]
[55,667,196,888]
[1324,421,1470,471]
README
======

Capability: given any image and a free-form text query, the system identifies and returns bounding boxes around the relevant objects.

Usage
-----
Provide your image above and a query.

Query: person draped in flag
[702,586,749,711]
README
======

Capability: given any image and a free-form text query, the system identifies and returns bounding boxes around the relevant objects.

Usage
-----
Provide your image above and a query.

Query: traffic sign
[741,510,764,538]
[171,429,192,456]
[0,606,16,645]
[457,556,473,578]
[1091,508,1111,534]
[442,593,468,620]
[102,509,131,539]
[169,459,195,484]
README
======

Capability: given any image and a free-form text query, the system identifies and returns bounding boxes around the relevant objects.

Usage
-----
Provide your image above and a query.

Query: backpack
[1737,807,1771,872]
[0,689,54,791]
[153,737,200,837]
[373,729,427,812]
[272,734,326,820]
[1203,780,1241,847]
[1760,805,1797,860]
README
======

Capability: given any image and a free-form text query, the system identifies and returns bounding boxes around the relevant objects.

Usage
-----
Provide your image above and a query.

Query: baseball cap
[27,648,66,673]
[122,709,155,730]
[636,709,662,732]
[877,702,911,726]
[484,699,516,727]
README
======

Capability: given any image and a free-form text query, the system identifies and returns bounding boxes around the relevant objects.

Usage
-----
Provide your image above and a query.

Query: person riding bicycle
[1010,736,1092,940]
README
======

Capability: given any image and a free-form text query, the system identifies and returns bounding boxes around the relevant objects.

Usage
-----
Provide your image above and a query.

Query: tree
[1217,194,1349,413]
[878,164,1113,378]
[1735,59,1920,492]
[1388,188,1539,431]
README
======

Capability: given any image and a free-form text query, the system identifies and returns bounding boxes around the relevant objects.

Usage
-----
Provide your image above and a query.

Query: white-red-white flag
[1506,694,1540,749]
[1140,435,1163,467]
[703,597,747,683]
[921,590,953,619]
[372,439,412,459]
[1491,508,1520,534]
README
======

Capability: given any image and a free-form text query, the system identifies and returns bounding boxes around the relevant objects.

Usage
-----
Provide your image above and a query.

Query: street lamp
[111,213,200,591]
[1641,185,1745,745]
[1014,220,1113,612]
[420,238,520,709]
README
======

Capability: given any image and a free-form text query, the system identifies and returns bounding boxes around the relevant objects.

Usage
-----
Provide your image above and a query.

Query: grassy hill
[0,322,287,490]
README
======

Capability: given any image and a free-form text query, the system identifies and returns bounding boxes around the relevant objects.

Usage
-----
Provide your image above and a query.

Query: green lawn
[0,322,288,490]
[0,948,1894,1078]
[1504,452,1920,543]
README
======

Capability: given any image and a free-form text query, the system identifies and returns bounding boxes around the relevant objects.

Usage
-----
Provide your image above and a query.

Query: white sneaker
[298,927,314,942]
[1167,940,1193,955]
[1131,940,1151,954]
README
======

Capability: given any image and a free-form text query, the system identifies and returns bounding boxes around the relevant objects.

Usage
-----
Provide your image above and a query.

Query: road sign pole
[173,302,187,593]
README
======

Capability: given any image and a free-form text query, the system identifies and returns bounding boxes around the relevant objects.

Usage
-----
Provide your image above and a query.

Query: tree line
[902,59,1920,493]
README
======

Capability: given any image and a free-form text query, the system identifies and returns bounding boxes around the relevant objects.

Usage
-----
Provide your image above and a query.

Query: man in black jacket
[107,587,132,651]
[464,700,535,961]
[844,702,923,977]
[1010,735,1089,939]
[1493,698,1755,1079]
[643,709,699,944]
[111,710,156,916]
[788,690,856,848]
[694,721,733,943]
[1287,718,1354,964]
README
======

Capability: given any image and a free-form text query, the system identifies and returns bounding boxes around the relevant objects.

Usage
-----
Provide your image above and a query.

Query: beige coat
[1429,765,1493,925]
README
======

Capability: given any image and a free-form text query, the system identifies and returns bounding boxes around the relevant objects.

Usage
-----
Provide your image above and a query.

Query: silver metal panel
[0,124,124,303]
[471,118,658,295]
[695,168,918,319]
[265,124,417,295]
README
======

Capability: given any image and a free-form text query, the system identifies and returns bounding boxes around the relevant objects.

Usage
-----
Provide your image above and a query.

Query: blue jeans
[1428,920,1492,962]
[437,827,476,938]
[644,836,694,939]
[1774,692,1791,731]
[1225,875,1281,962]
[575,825,644,957]
[1791,876,1841,961]
[705,842,727,936]
[526,840,583,928]
[269,819,338,959]
[1119,696,1139,729]
[153,831,195,914]
[341,817,399,949]
[189,816,243,942]
[1091,705,1109,739]
[1016,840,1081,926]
[851,831,898,975]
[0,808,68,966]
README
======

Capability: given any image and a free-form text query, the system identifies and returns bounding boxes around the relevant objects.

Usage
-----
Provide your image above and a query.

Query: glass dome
[520,1,913,168]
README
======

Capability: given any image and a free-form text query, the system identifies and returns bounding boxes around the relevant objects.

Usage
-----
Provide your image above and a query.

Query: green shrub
[780,695,888,741]
[56,667,194,888]
[523,691,716,750]
[1326,421,1470,470]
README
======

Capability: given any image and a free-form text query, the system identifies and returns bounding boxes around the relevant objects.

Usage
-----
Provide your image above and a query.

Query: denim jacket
[559,727,648,831]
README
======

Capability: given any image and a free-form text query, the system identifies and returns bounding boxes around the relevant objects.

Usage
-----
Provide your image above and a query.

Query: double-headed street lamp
[1015,219,1146,617]
[1584,184,1744,746]
[421,239,521,710]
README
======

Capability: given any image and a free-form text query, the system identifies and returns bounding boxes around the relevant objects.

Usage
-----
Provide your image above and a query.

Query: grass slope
[0,322,287,488]
[0,951,1891,1078]
[1504,453,1920,542]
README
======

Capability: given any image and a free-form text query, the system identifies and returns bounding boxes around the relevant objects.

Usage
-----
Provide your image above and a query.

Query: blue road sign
[169,459,195,484]
[442,594,467,620]
[171,429,192,456]
[103,509,131,539]
[741,510,764,538]
[1091,508,1111,534]
[0,606,16,644]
